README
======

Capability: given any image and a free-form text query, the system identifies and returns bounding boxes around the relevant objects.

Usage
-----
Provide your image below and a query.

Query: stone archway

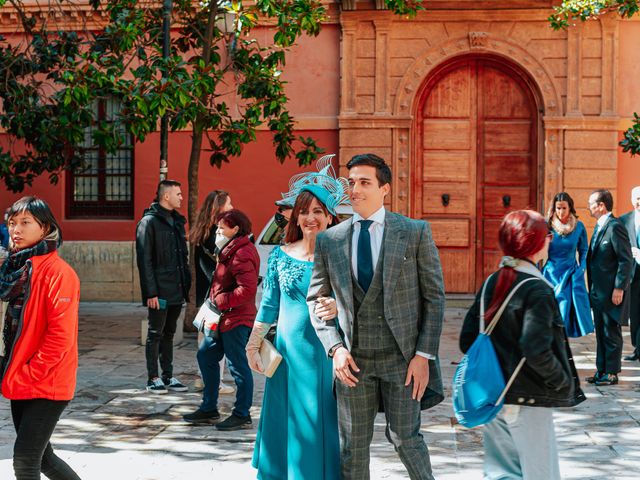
[387,34,563,220]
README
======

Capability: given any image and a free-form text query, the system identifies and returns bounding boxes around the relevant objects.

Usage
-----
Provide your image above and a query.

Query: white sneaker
[163,377,188,392]
[219,381,235,394]
[146,377,168,394]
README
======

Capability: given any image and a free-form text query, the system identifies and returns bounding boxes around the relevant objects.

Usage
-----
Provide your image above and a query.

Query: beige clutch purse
[259,338,283,378]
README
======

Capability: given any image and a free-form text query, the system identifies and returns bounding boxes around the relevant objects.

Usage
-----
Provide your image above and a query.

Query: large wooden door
[415,58,538,293]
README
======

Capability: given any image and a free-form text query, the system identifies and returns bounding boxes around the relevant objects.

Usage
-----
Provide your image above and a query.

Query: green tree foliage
[0,0,424,192]
[549,1,640,155]
[0,0,323,192]
[549,0,639,29]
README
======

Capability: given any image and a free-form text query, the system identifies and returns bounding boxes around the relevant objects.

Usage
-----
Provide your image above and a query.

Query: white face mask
[215,232,231,250]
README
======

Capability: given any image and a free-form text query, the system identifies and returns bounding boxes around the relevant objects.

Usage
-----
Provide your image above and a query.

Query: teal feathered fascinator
[278,154,350,215]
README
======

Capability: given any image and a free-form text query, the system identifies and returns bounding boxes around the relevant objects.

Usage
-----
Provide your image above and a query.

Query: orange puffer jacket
[1,251,80,400]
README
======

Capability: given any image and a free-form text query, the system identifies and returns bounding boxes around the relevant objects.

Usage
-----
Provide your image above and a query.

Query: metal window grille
[67,98,134,219]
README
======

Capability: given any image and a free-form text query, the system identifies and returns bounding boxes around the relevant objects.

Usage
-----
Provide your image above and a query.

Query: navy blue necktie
[357,220,374,292]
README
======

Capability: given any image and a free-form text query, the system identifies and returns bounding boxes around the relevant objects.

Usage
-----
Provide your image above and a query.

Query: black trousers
[629,273,640,354]
[593,308,623,374]
[11,399,81,480]
[145,304,182,380]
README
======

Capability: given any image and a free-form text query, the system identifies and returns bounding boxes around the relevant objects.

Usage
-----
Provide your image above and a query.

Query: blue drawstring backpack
[452,277,537,428]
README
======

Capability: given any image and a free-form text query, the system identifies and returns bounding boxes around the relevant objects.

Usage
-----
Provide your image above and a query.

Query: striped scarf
[1,239,57,369]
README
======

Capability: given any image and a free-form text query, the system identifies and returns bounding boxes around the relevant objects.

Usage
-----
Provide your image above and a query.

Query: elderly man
[620,186,640,361]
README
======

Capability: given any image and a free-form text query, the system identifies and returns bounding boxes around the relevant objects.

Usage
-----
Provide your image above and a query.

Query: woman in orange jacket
[0,196,81,480]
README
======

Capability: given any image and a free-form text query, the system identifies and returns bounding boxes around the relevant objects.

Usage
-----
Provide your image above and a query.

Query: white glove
[246,322,272,373]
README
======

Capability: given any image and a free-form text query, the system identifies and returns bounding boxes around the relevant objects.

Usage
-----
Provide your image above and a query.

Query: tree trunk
[183,6,220,328]
[184,123,204,328]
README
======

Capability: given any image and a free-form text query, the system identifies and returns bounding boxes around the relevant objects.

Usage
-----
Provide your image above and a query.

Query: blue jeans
[11,399,81,480]
[197,325,253,417]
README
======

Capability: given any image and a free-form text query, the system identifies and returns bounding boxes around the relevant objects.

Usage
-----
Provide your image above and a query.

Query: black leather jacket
[460,270,586,408]
[135,202,191,306]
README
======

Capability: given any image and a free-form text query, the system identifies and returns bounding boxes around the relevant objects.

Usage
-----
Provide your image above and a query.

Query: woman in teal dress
[245,156,348,480]
[542,192,594,337]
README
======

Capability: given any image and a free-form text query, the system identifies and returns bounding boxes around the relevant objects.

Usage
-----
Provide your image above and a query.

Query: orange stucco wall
[0,24,340,240]
[616,19,640,213]
[0,129,338,240]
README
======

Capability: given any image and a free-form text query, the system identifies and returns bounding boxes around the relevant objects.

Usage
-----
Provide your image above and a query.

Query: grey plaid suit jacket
[308,211,445,409]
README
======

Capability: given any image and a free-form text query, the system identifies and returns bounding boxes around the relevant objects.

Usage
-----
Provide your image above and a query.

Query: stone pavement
[1,303,640,480]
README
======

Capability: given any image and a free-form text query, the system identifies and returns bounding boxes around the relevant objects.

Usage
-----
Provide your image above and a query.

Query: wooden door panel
[483,154,532,184]
[481,67,532,119]
[439,249,472,293]
[482,218,501,247]
[423,64,472,118]
[423,152,471,182]
[423,183,471,215]
[482,187,532,216]
[483,251,503,279]
[423,120,472,150]
[430,219,470,247]
[483,121,531,152]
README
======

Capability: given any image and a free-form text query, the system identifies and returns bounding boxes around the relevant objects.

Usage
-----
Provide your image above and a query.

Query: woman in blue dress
[542,192,594,337]
[245,156,347,480]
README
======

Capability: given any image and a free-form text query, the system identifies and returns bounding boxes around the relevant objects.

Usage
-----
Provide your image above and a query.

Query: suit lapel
[592,215,613,255]
[382,212,408,308]
[334,219,355,312]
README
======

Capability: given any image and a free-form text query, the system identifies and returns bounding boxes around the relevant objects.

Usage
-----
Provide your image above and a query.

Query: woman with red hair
[460,210,585,480]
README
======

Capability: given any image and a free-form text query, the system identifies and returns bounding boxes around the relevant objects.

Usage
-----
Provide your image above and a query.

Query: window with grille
[67,98,134,219]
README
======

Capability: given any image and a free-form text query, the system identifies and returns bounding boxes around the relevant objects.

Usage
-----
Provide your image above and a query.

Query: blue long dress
[542,220,594,337]
[252,246,340,480]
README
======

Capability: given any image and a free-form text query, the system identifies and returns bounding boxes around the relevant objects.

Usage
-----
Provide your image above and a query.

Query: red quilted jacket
[210,235,259,333]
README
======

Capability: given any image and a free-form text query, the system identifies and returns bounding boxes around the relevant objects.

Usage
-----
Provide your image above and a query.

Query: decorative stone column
[374,18,392,114]
[566,23,583,116]
[600,14,619,117]
[341,19,358,114]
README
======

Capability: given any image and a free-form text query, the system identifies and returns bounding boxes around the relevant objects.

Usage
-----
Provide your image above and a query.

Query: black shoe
[595,373,619,386]
[623,352,639,361]
[183,409,220,424]
[585,372,603,384]
[215,413,252,431]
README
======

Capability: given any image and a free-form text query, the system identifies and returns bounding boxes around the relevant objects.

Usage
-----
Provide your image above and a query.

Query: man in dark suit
[586,189,634,386]
[308,154,445,479]
[619,186,640,361]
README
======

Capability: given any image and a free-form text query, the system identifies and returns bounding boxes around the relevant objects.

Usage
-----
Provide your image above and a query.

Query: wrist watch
[328,343,344,358]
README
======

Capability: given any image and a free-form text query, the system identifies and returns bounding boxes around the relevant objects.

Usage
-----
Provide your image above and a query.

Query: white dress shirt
[634,211,640,263]
[596,212,612,230]
[350,206,434,361]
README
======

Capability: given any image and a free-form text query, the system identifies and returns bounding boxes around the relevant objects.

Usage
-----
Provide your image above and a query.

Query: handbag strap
[479,274,542,404]
[480,276,539,335]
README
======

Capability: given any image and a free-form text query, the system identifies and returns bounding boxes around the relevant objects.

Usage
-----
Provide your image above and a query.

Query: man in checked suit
[619,186,640,362]
[308,153,445,480]
[586,189,633,386]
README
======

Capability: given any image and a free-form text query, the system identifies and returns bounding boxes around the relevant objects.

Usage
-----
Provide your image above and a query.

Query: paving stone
[2,302,640,479]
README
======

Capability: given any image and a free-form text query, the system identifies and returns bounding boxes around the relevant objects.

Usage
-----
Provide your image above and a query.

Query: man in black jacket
[136,180,192,394]
[619,186,640,362]
[586,189,634,386]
